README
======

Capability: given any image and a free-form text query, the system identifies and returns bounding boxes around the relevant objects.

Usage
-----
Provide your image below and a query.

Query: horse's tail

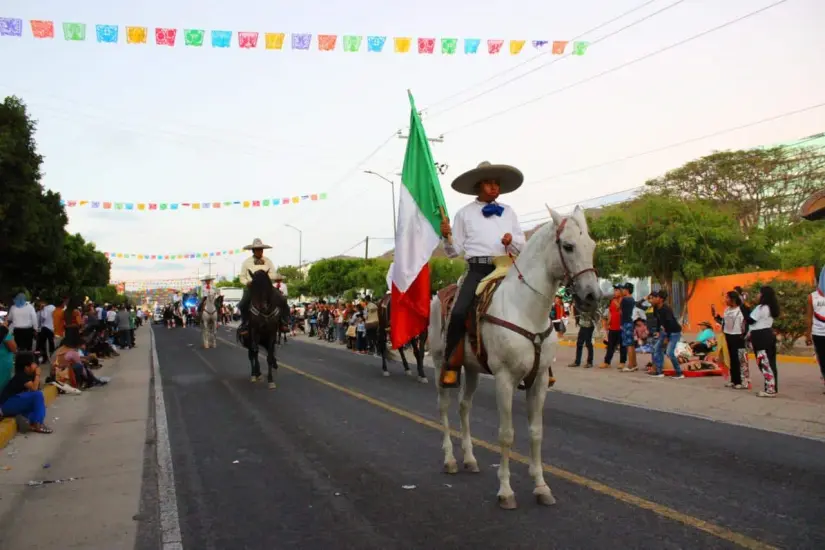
[428,296,444,365]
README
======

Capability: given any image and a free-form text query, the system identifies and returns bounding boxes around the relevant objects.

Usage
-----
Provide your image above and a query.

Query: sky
[1,0,823,285]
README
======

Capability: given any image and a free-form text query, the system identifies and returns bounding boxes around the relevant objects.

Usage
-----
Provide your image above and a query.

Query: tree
[0,96,110,299]
[596,195,760,310]
[587,210,629,279]
[306,258,362,297]
[429,258,465,292]
[644,146,825,231]
[216,277,241,288]
[276,265,305,283]
[745,278,813,352]
[774,222,825,271]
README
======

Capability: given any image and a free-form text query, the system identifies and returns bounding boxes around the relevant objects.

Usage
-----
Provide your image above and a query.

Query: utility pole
[363,170,398,241]
[364,236,369,260]
[201,258,216,278]
[284,224,303,267]
[396,129,444,143]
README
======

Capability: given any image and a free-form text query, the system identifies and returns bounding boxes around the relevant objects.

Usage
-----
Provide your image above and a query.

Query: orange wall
[685,267,816,330]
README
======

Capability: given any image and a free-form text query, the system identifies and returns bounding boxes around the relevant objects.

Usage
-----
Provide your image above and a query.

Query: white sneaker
[671,375,685,380]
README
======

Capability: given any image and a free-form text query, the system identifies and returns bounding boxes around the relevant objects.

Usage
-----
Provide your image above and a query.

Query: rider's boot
[439,341,463,388]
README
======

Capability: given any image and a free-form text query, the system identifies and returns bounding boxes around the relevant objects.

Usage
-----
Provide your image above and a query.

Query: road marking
[214,334,776,550]
[150,326,185,550]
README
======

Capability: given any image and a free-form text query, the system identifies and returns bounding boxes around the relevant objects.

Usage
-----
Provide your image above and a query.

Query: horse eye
[563,243,575,252]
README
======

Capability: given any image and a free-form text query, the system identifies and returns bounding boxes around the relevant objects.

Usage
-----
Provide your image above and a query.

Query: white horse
[429,206,600,510]
[201,292,220,348]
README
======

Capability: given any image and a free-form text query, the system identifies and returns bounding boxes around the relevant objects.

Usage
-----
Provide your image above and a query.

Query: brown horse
[376,294,428,382]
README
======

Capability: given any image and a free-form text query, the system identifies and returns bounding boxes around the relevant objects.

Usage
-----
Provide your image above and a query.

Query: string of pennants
[0,18,590,56]
[105,249,247,261]
[60,193,327,212]
[121,278,201,291]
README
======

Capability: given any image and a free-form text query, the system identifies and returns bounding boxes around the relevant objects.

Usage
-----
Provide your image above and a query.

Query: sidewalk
[0,329,151,549]
[289,331,825,441]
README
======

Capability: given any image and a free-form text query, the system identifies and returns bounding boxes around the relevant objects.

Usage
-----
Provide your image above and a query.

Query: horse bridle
[508,216,598,301]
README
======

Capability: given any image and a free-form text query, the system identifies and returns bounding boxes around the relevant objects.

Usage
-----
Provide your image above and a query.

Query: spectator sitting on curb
[0,323,18,392]
[0,351,53,434]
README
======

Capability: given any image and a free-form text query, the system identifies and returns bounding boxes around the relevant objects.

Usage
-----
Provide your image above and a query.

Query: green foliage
[92,285,127,306]
[0,96,110,299]
[276,265,305,282]
[216,277,241,288]
[744,278,814,352]
[429,257,465,291]
[644,146,825,230]
[774,222,825,272]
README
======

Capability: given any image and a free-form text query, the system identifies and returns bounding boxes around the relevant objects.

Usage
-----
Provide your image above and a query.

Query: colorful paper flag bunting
[96,24,118,44]
[1,19,593,58]
[367,36,386,52]
[0,17,22,37]
[318,34,337,51]
[61,193,327,212]
[126,26,147,44]
[487,39,503,55]
[265,32,285,50]
[292,33,311,50]
[63,22,86,41]
[238,31,258,49]
[343,35,362,52]
[105,248,246,261]
[184,29,204,46]
[441,38,457,55]
[418,38,435,54]
[551,40,568,55]
[30,20,54,39]
[464,38,480,54]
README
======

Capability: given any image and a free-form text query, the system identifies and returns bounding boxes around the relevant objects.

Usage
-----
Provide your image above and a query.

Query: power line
[426,0,686,118]
[441,0,789,135]
[520,101,825,188]
[421,0,664,114]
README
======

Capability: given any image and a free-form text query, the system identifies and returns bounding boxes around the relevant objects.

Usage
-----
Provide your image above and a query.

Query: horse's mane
[249,270,287,309]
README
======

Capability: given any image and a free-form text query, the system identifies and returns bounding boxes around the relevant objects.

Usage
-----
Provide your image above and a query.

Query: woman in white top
[712,291,751,390]
[746,286,780,397]
[7,293,38,352]
[805,266,825,392]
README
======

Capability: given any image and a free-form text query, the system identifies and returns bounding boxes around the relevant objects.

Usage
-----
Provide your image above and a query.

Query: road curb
[0,384,58,450]
[557,339,817,364]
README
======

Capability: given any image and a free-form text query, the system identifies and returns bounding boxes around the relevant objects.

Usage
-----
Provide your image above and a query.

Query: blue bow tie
[481,203,504,218]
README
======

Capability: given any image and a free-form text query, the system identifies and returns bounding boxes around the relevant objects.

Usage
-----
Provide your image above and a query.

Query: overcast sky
[2,0,823,284]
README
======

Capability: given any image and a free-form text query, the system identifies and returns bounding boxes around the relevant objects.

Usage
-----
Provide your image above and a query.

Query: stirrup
[439,365,460,388]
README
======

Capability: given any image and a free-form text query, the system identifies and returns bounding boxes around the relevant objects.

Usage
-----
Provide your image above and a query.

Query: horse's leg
[437,379,458,474]
[399,347,412,375]
[494,372,517,509]
[267,337,277,390]
[379,330,390,377]
[460,369,480,472]
[249,328,260,382]
[412,336,428,383]
[526,373,556,506]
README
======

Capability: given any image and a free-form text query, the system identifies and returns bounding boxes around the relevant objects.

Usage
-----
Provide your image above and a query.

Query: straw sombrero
[243,237,272,250]
[800,188,825,221]
[451,161,524,196]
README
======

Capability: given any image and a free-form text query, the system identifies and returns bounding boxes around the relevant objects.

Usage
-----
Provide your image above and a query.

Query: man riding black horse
[237,237,278,331]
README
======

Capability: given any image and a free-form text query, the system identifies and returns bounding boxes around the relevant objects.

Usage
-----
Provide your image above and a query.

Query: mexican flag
[390,91,448,349]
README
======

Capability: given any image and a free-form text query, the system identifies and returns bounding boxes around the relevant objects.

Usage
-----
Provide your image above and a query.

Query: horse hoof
[250,376,258,383]
[498,495,518,510]
[382,371,390,377]
[268,382,276,390]
[464,461,480,473]
[418,377,428,384]
[443,461,459,475]
[405,370,415,377]
[535,491,557,506]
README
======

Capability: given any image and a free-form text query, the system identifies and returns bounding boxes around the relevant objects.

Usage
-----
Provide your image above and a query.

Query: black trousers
[13,327,35,351]
[575,326,595,365]
[724,333,746,386]
[603,329,626,365]
[238,287,251,322]
[444,263,495,361]
[813,334,825,383]
[36,327,56,361]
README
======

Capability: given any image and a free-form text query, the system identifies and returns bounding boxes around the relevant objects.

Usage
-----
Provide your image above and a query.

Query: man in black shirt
[650,291,684,379]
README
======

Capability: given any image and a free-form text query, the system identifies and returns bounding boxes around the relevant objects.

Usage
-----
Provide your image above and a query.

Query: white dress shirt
[39,304,56,331]
[9,303,38,330]
[239,255,277,285]
[443,200,526,259]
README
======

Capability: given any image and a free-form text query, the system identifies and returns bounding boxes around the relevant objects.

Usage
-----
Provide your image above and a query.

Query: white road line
[150,326,185,550]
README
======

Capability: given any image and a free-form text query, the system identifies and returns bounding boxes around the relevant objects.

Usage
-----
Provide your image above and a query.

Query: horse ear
[546,204,563,228]
[571,205,589,231]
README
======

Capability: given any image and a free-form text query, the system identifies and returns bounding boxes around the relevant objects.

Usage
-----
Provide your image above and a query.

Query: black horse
[377,294,428,382]
[236,270,289,389]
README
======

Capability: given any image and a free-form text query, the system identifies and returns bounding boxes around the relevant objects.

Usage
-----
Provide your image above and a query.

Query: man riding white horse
[238,238,278,331]
[199,276,221,348]
[439,161,526,388]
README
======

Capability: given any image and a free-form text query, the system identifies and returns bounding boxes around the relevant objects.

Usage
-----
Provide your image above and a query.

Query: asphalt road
[145,325,825,550]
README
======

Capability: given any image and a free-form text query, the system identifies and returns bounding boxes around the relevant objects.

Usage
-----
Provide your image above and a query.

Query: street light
[364,170,397,241]
[284,224,302,267]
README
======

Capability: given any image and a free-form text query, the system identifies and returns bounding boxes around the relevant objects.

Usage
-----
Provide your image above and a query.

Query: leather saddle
[436,256,514,374]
